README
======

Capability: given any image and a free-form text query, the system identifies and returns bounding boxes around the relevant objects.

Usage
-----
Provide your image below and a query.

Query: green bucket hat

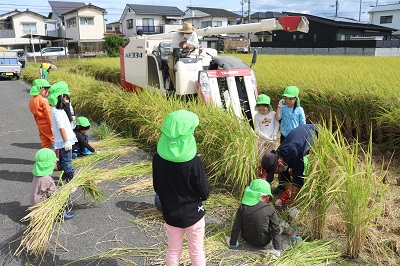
[76,117,90,127]
[48,81,70,106]
[255,94,273,111]
[32,148,58,177]
[30,79,51,96]
[157,109,199,163]
[241,179,272,206]
[282,86,299,98]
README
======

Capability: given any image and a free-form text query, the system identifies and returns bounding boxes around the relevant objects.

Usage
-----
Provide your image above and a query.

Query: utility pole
[240,0,245,23]
[359,0,362,21]
[335,0,339,17]
[247,0,251,53]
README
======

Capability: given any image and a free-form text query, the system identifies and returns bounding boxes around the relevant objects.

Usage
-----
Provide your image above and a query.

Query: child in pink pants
[153,110,211,266]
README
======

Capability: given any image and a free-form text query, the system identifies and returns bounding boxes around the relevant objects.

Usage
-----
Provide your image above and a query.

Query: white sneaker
[289,207,299,219]
[71,187,78,193]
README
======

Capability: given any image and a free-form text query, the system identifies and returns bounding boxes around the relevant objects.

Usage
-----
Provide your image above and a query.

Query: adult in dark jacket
[153,109,210,266]
[262,124,318,206]
[228,179,281,257]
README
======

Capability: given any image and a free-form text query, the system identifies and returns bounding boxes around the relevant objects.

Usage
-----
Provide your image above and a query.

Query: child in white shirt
[254,94,279,181]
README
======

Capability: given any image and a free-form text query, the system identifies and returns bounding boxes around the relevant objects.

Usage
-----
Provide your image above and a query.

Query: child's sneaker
[63,211,76,220]
[289,207,299,219]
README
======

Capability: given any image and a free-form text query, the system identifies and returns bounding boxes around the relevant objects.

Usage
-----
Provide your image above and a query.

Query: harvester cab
[120,15,309,128]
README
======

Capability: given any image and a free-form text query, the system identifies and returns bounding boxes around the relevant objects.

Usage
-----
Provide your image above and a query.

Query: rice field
[20,55,400,265]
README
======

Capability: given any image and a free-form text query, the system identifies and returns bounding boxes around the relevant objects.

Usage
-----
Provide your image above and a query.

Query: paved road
[0,77,156,265]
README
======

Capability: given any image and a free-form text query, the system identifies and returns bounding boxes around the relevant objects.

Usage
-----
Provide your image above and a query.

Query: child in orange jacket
[29,79,54,148]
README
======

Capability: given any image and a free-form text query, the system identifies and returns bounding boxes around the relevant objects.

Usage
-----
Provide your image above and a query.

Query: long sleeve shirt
[230,201,281,250]
[279,105,306,137]
[29,95,52,126]
[30,175,56,206]
[153,154,210,228]
[170,32,199,51]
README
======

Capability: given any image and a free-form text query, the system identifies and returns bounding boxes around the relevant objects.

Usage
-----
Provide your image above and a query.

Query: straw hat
[177,22,195,33]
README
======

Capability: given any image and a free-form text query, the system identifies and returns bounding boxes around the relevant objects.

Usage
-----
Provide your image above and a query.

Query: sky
[0,0,398,23]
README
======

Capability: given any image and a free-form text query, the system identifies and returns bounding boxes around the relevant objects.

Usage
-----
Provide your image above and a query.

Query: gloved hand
[263,249,281,258]
[226,236,238,249]
[272,135,278,141]
[278,98,285,108]
[95,150,99,154]
[64,141,72,151]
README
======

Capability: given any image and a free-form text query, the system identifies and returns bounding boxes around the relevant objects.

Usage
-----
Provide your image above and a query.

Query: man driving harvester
[168,22,199,88]
[261,124,318,210]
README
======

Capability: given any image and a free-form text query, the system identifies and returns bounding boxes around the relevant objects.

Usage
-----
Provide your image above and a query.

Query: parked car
[10,49,28,68]
[27,47,69,57]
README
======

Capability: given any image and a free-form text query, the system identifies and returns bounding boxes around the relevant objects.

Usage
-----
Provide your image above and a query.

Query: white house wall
[78,9,105,40]
[369,10,400,35]
[121,7,137,39]
[64,12,80,41]
[0,13,46,47]
[186,17,229,29]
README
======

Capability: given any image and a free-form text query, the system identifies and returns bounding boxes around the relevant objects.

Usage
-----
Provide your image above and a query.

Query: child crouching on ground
[72,117,96,158]
[30,148,75,220]
[228,179,300,257]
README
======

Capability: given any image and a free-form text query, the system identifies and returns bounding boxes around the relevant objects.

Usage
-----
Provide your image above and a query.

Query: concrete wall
[253,47,400,56]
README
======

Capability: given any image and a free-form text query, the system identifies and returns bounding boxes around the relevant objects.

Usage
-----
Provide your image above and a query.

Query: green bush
[105,34,124,57]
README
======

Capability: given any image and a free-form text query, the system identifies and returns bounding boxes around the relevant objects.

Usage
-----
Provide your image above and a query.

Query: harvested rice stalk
[92,135,138,149]
[73,147,136,168]
[94,161,152,182]
[117,178,153,196]
[15,165,106,258]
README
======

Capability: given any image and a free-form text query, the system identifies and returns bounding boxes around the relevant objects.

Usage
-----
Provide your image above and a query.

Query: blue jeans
[58,148,74,182]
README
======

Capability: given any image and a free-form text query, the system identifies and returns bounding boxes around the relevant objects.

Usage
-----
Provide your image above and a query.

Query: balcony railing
[0,30,15,38]
[136,26,164,35]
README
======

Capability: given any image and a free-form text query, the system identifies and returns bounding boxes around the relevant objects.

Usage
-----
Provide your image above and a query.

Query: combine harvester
[120,16,309,128]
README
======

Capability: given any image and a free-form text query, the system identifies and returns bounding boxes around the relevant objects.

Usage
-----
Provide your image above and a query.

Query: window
[66,18,77,28]
[142,18,154,33]
[80,17,94,25]
[213,21,222,27]
[201,21,212,28]
[127,19,133,29]
[380,15,393,24]
[21,23,37,34]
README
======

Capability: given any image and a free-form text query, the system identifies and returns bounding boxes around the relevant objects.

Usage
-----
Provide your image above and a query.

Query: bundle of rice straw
[15,164,106,258]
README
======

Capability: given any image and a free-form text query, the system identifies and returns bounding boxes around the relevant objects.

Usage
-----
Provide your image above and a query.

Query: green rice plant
[335,133,387,259]
[90,122,117,140]
[15,165,106,258]
[296,118,347,240]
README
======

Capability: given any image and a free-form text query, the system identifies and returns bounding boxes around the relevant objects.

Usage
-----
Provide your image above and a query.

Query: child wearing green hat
[72,116,96,158]
[227,179,282,257]
[29,79,54,148]
[153,109,211,266]
[254,94,279,143]
[48,81,77,182]
[30,148,75,220]
[275,86,306,143]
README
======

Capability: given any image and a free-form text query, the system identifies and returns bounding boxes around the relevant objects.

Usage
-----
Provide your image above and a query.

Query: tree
[105,34,124,57]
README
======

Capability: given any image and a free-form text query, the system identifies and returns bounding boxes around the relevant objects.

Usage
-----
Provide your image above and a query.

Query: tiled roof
[126,4,184,16]
[63,4,107,15]
[188,7,241,18]
[48,1,86,17]
[368,3,400,13]
[284,11,397,32]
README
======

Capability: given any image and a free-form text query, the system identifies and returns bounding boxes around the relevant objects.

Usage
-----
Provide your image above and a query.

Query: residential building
[49,1,107,53]
[120,4,184,39]
[368,3,400,38]
[0,9,50,51]
[183,7,243,51]
[106,21,124,37]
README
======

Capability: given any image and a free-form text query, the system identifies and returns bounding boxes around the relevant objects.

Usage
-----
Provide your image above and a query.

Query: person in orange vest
[29,79,54,148]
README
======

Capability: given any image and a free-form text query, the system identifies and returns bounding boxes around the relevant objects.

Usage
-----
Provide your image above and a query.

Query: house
[120,4,184,39]
[183,7,243,51]
[251,12,398,56]
[49,1,107,53]
[106,21,124,37]
[62,4,107,54]
[368,3,400,38]
[0,9,52,51]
